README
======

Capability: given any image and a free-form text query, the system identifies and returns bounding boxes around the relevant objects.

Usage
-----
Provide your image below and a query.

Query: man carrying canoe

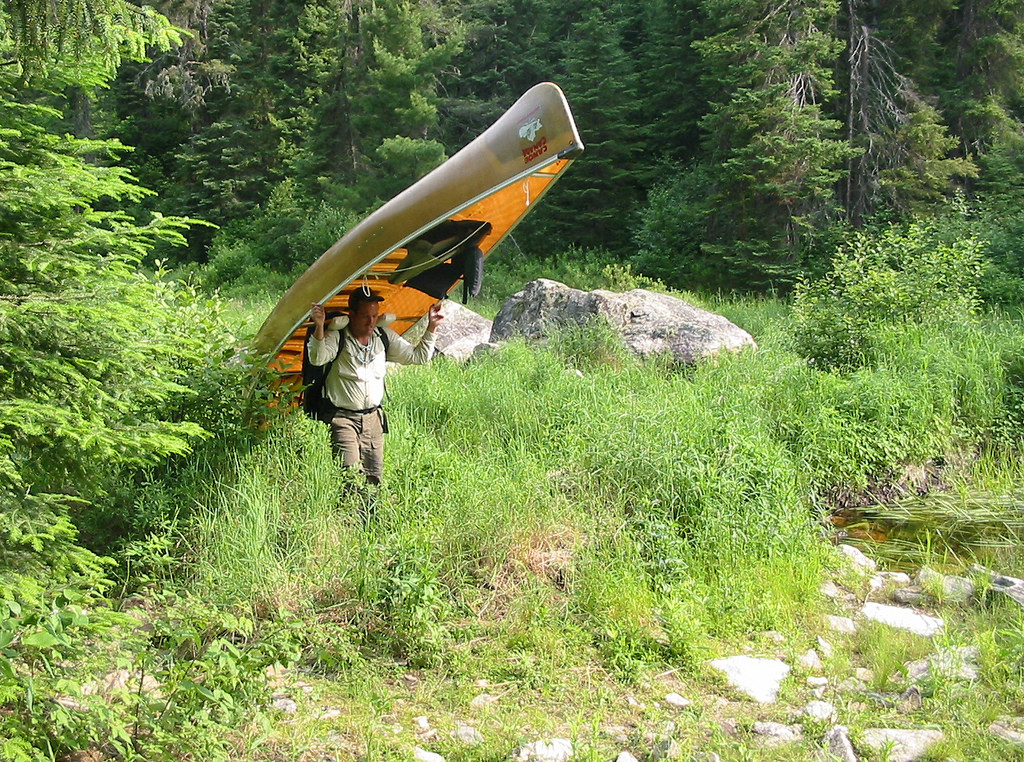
[308,287,444,484]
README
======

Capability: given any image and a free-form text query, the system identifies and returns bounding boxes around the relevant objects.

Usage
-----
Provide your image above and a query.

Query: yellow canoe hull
[251,82,584,381]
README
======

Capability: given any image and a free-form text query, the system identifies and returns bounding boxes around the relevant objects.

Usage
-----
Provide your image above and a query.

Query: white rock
[762,630,786,643]
[860,728,945,762]
[879,572,912,585]
[853,668,873,683]
[614,753,640,762]
[820,580,842,598]
[807,676,829,687]
[827,615,857,634]
[649,738,681,761]
[752,721,804,745]
[511,738,573,762]
[319,708,342,720]
[990,716,1024,748]
[802,700,837,722]
[817,636,834,658]
[271,697,298,713]
[905,646,980,682]
[470,692,499,708]
[916,567,976,602]
[825,725,858,762]
[453,725,484,745]
[799,649,824,671]
[414,716,431,731]
[838,544,877,571]
[664,692,692,709]
[861,602,944,637]
[709,656,791,703]
[413,748,445,762]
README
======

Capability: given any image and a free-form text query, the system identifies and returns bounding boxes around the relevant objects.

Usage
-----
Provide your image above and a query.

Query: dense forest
[4,1,1024,759]
[11,0,1024,292]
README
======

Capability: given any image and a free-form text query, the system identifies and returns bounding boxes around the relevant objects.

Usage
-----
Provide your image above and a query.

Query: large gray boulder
[490,279,756,364]
[410,301,493,362]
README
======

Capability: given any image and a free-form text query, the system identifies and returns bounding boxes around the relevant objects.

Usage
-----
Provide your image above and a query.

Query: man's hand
[426,301,445,333]
[311,303,326,339]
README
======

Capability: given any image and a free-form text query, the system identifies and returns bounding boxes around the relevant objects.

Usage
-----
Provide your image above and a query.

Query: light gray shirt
[307,326,435,410]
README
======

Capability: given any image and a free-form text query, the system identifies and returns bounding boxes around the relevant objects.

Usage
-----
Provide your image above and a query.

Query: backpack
[301,319,390,420]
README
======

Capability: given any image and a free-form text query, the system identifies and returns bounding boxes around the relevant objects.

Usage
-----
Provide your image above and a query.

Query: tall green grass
[181,297,1024,677]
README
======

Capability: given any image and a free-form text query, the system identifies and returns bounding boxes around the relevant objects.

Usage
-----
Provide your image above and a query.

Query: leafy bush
[202,180,359,294]
[792,222,984,370]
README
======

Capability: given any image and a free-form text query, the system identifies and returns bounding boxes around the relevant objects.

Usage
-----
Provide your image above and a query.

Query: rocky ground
[255,542,1024,762]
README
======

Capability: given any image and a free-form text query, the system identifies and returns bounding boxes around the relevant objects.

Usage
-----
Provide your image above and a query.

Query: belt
[335,405,380,415]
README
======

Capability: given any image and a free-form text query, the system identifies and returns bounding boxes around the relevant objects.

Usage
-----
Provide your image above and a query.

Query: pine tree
[693,0,856,286]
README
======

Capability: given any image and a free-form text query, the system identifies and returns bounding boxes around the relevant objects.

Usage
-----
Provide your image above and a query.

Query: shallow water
[830,489,1024,572]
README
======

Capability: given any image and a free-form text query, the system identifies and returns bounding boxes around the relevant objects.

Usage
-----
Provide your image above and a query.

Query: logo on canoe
[518,117,543,142]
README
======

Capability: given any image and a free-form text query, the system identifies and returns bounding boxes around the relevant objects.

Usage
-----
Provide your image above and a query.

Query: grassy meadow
[133,268,1024,760]
[7,241,1024,760]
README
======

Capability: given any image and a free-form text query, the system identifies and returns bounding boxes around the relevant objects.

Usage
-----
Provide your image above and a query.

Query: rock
[319,708,342,720]
[824,725,858,762]
[413,748,445,762]
[808,676,830,687]
[762,630,786,643]
[489,279,756,364]
[990,716,1024,747]
[860,602,944,637]
[859,728,945,762]
[649,738,682,761]
[802,700,837,722]
[417,301,492,361]
[892,587,931,605]
[854,668,874,683]
[510,738,573,762]
[915,567,975,603]
[82,669,161,698]
[470,342,502,360]
[827,615,858,634]
[708,655,790,703]
[453,725,484,745]
[838,678,867,693]
[837,544,877,572]
[799,649,824,671]
[752,721,804,745]
[817,636,835,658]
[271,697,298,713]
[904,646,980,683]
[664,692,692,709]
[470,692,499,708]
[690,754,721,762]
[820,581,842,598]
[614,753,640,762]
[899,685,923,711]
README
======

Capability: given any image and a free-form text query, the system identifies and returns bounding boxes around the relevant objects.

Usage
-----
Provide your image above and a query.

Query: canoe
[251,81,584,386]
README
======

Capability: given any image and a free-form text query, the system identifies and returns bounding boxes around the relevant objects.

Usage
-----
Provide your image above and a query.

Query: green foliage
[0,588,299,760]
[201,179,360,293]
[632,163,714,289]
[791,222,984,370]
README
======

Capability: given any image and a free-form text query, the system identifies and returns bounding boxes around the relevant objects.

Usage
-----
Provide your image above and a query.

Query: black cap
[349,285,384,310]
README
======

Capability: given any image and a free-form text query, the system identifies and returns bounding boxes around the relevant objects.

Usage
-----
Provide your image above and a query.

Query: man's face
[349,302,379,340]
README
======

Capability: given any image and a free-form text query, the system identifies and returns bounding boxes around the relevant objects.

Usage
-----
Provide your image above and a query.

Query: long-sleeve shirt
[307,326,436,411]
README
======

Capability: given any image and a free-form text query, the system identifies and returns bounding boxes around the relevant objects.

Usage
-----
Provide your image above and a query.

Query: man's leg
[329,413,362,469]
[359,409,385,485]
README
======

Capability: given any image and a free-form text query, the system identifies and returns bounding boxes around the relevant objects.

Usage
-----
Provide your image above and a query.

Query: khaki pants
[328,408,385,484]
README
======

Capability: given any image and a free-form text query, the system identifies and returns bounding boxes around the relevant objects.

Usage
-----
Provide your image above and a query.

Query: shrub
[792,222,984,371]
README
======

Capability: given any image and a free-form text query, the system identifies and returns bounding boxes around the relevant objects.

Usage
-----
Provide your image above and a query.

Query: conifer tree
[693,0,856,285]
